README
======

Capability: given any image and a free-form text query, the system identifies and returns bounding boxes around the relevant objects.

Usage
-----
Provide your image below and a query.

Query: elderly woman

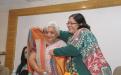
[28,21,67,75]
[49,13,112,75]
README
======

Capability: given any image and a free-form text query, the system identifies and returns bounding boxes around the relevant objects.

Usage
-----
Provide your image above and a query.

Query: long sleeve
[54,29,92,75]
[59,31,72,42]
[54,29,91,57]
[54,44,80,56]
[54,31,79,57]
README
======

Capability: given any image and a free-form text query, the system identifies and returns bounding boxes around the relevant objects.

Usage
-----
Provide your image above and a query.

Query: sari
[27,28,67,75]
[68,28,112,75]
[27,28,46,75]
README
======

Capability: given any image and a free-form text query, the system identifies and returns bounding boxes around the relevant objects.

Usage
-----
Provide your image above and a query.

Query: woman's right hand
[31,26,44,32]
[36,67,44,74]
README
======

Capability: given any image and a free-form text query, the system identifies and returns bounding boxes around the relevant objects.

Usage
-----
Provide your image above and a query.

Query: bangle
[43,71,47,75]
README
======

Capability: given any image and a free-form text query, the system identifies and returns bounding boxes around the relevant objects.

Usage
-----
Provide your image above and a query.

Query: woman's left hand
[49,50,54,55]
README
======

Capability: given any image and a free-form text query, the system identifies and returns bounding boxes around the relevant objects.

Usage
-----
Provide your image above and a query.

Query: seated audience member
[16,46,28,75]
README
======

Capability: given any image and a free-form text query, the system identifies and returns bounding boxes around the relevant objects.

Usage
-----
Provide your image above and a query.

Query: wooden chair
[113,66,121,75]
[0,65,9,75]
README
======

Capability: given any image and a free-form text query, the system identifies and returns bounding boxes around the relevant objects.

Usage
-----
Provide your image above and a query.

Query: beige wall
[0,12,8,65]
[0,0,84,65]
[1,0,121,74]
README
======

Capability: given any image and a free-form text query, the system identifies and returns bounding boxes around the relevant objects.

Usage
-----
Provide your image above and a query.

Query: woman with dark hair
[49,13,112,75]
[16,46,28,75]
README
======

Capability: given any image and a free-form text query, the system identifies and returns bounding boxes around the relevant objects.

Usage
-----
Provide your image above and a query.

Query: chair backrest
[0,65,9,75]
[113,66,121,75]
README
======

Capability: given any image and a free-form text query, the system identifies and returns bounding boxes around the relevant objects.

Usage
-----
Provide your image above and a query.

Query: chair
[113,66,121,75]
[0,65,9,75]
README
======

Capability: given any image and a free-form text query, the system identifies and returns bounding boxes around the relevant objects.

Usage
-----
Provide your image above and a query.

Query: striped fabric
[27,28,67,75]
[27,28,46,75]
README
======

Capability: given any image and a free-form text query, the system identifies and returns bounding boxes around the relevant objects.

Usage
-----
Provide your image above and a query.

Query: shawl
[27,28,46,74]
[27,28,67,75]
[68,28,112,75]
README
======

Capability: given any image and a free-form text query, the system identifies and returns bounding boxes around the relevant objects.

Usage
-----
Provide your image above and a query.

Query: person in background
[28,21,67,75]
[49,13,112,75]
[16,46,28,75]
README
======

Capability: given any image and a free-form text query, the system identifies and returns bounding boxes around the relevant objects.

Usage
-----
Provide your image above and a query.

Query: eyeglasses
[66,22,78,25]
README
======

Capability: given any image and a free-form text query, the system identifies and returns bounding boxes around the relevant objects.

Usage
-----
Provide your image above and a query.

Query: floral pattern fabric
[68,28,112,75]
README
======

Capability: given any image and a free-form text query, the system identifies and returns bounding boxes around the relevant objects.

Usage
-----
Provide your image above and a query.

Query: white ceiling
[0,0,25,5]
[0,0,87,11]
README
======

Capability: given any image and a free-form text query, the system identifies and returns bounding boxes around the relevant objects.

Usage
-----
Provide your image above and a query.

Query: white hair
[44,21,60,36]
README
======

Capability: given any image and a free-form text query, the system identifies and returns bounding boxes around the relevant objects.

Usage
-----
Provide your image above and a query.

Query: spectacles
[66,22,78,25]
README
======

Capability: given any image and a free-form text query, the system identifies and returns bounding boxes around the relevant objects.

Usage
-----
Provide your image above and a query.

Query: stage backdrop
[12,6,121,75]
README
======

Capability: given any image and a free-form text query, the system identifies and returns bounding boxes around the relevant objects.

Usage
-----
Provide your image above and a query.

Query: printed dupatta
[27,28,66,75]
[27,28,46,74]
[68,28,112,75]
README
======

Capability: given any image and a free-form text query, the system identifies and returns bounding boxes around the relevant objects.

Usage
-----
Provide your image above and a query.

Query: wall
[0,11,8,65]
[0,0,121,74]
[0,0,85,65]
[12,6,121,75]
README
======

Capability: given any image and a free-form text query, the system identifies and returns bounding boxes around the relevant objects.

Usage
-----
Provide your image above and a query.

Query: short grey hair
[44,21,60,36]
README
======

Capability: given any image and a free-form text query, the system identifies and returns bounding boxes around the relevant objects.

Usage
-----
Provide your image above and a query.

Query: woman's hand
[37,68,45,75]
[49,50,54,55]
[31,26,44,32]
